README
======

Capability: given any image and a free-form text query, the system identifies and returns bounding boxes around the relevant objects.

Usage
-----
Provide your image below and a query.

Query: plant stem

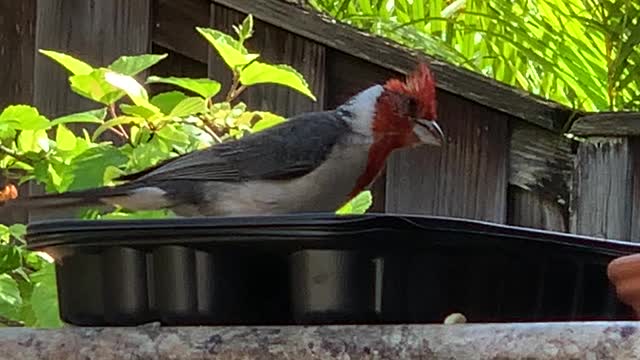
[0,315,23,327]
[0,145,31,165]
[109,104,129,140]
[226,71,241,102]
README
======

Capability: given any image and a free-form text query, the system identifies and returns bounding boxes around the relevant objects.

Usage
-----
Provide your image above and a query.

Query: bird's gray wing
[120,111,351,183]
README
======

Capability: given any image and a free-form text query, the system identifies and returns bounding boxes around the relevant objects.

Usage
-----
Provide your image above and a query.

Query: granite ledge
[0,322,639,359]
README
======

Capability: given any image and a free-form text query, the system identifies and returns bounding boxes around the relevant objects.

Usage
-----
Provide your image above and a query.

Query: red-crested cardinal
[4,63,444,216]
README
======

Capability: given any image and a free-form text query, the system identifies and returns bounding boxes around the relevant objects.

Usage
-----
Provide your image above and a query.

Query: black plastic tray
[26,213,640,326]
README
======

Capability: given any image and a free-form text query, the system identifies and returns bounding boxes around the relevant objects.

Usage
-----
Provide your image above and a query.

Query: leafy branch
[0,14,372,329]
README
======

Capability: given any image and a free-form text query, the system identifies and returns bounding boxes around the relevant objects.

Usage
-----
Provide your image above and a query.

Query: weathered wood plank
[630,139,640,241]
[385,90,509,223]
[0,323,639,359]
[0,0,36,109]
[571,137,633,240]
[507,121,574,231]
[569,112,640,136]
[153,0,210,63]
[31,0,153,221]
[0,0,36,225]
[508,187,567,232]
[208,4,326,117]
[210,0,574,132]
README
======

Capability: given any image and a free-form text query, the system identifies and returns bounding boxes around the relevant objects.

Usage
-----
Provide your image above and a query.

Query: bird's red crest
[383,62,437,121]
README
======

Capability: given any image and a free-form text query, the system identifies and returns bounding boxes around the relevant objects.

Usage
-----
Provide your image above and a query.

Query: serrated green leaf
[0,274,22,323]
[67,145,128,191]
[29,263,62,328]
[157,124,191,149]
[120,104,160,119]
[108,53,168,76]
[69,69,125,105]
[240,62,316,100]
[196,27,260,69]
[170,97,207,117]
[49,109,107,127]
[146,76,221,99]
[39,49,94,75]
[55,124,77,151]
[104,71,150,106]
[150,91,188,115]
[0,105,50,130]
[336,190,372,215]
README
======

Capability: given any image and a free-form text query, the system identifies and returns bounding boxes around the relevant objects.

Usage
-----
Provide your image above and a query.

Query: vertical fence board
[29,0,153,221]
[208,4,326,118]
[631,139,640,241]
[0,0,36,225]
[571,137,633,240]
[507,121,573,231]
[385,91,509,223]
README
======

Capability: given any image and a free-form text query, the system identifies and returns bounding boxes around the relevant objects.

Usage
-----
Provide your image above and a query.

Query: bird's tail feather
[0,185,136,211]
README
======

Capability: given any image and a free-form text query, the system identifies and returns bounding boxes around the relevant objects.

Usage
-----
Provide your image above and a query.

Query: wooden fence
[1,0,638,242]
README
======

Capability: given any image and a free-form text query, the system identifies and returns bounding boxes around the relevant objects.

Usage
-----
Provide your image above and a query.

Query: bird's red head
[373,62,443,148]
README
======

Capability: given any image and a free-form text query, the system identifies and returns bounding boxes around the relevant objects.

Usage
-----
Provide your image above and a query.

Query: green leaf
[170,97,207,117]
[0,245,22,274]
[0,105,50,130]
[39,49,94,75]
[108,53,168,76]
[99,209,174,220]
[55,124,77,151]
[157,124,191,151]
[69,69,125,105]
[196,27,260,69]
[0,274,22,322]
[336,190,372,215]
[49,108,107,127]
[120,104,160,119]
[240,62,316,100]
[7,225,25,244]
[146,76,221,99]
[150,91,188,115]
[67,145,128,191]
[0,226,9,243]
[92,116,145,141]
[104,71,150,106]
[234,14,254,42]
[17,129,49,153]
[251,111,286,132]
[29,263,62,328]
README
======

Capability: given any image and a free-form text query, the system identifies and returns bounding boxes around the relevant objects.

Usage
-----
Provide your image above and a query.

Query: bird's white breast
[208,141,373,216]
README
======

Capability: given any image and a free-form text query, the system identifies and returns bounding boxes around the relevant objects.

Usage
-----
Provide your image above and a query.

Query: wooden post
[569,113,640,241]
[0,0,37,225]
[507,121,574,232]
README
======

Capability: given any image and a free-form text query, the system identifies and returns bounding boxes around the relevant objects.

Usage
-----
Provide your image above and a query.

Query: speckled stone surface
[0,322,639,359]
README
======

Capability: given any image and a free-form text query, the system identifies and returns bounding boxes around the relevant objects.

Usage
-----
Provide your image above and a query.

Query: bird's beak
[413,119,445,146]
